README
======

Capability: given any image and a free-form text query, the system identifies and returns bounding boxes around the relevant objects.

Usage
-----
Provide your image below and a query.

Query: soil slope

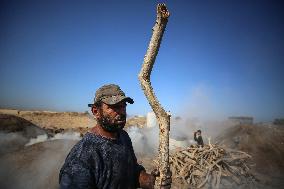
[215,124,284,188]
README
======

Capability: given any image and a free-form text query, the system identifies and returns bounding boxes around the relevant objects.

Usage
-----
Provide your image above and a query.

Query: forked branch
[138,3,171,189]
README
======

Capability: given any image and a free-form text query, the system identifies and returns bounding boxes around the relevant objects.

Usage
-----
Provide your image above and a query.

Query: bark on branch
[138,3,171,189]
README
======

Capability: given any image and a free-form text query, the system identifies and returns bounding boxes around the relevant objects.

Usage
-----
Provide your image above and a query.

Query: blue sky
[0,0,283,122]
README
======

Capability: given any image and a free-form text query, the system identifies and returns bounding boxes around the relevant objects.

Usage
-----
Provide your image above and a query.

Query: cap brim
[101,96,134,105]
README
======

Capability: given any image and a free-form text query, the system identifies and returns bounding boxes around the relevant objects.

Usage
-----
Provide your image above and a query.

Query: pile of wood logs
[169,144,256,188]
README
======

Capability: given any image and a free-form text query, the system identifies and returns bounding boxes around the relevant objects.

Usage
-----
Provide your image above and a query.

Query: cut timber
[138,3,171,189]
[169,145,256,188]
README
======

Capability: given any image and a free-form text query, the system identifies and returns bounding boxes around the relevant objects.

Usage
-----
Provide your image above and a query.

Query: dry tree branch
[169,145,255,188]
[138,3,171,189]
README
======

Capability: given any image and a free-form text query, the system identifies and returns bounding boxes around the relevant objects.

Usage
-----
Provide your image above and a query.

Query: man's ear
[91,106,99,117]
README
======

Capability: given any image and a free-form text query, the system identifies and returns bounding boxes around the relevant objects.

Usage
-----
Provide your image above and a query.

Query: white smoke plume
[25,132,82,146]
[0,138,77,189]
[50,132,81,141]
[25,134,48,146]
[127,126,159,156]
[127,108,232,158]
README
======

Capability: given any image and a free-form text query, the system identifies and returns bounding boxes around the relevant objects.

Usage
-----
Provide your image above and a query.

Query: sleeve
[121,131,145,187]
[200,136,204,147]
[59,140,97,189]
[59,157,95,189]
[194,132,197,141]
[132,147,146,188]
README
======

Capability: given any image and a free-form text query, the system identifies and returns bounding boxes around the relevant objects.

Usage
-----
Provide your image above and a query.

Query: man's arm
[200,136,204,147]
[121,130,171,188]
[194,132,197,141]
[59,158,95,189]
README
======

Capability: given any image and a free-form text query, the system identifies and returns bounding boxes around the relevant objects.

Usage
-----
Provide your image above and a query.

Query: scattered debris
[168,144,256,188]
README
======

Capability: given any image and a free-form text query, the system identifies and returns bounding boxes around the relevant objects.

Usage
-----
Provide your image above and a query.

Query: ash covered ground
[0,110,283,189]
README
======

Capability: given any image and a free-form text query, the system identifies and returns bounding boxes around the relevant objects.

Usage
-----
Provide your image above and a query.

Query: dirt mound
[0,114,47,155]
[0,109,146,132]
[126,116,146,128]
[215,124,284,188]
[0,114,45,134]
[19,111,93,129]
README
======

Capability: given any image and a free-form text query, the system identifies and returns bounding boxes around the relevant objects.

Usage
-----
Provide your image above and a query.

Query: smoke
[127,126,159,156]
[174,85,238,143]
[0,125,83,188]
[0,132,29,155]
[0,134,78,189]
[25,134,48,146]
[126,114,195,157]
[128,84,253,157]
[25,132,82,146]
[127,119,231,158]
[179,85,223,119]
[50,132,81,140]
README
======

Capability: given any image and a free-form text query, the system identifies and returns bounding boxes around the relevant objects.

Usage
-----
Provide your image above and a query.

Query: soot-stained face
[95,101,127,133]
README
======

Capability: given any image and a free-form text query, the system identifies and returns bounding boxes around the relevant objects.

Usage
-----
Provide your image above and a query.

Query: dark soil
[215,124,284,188]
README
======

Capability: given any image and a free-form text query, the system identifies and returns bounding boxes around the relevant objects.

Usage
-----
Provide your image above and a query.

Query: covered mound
[0,114,46,135]
[215,124,284,188]
[0,114,47,155]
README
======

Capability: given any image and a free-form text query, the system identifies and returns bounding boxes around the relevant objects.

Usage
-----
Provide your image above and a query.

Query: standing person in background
[59,84,171,189]
[194,129,204,147]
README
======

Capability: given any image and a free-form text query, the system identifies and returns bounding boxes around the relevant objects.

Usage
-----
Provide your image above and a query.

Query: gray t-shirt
[59,130,145,189]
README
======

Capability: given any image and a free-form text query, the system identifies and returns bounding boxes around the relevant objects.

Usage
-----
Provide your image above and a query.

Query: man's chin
[115,123,126,130]
[100,124,124,133]
[115,120,126,125]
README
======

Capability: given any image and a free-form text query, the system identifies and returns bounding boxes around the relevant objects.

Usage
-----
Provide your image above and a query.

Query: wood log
[138,3,170,188]
[169,144,255,188]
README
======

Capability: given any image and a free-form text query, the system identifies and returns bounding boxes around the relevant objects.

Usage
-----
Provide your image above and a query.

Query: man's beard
[97,112,126,133]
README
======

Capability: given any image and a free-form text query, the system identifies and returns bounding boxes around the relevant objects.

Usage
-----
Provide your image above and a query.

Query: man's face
[196,131,201,137]
[95,101,127,132]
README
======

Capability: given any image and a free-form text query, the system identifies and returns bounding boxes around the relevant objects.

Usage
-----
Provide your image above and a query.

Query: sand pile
[215,124,284,188]
[0,114,47,155]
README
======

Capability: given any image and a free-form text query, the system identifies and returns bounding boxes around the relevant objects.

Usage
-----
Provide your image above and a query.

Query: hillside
[215,124,284,188]
[0,109,94,129]
[0,109,146,134]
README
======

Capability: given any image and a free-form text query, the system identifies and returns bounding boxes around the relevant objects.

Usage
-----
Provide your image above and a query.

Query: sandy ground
[0,140,77,189]
[0,109,283,188]
[0,108,94,129]
[215,124,284,188]
[0,139,186,189]
[0,108,146,131]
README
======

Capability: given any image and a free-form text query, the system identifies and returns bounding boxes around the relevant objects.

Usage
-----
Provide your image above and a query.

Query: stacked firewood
[168,144,256,189]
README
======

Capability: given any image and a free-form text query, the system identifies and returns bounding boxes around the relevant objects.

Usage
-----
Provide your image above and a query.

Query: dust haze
[0,105,283,189]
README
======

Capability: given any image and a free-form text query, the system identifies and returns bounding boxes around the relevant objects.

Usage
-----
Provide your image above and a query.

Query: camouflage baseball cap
[88,84,134,107]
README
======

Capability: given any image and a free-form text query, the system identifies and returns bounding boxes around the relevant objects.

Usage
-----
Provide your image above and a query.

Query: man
[194,129,204,147]
[59,84,171,189]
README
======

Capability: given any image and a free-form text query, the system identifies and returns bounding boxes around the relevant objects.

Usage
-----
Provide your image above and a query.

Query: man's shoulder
[82,132,102,143]
[59,133,100,184]
[118,129,133,145]
[119,129,131,140]
[120,129,130,137]
[67,133,101,157]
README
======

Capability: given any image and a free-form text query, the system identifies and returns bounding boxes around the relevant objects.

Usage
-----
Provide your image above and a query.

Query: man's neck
[91,124,118,139]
